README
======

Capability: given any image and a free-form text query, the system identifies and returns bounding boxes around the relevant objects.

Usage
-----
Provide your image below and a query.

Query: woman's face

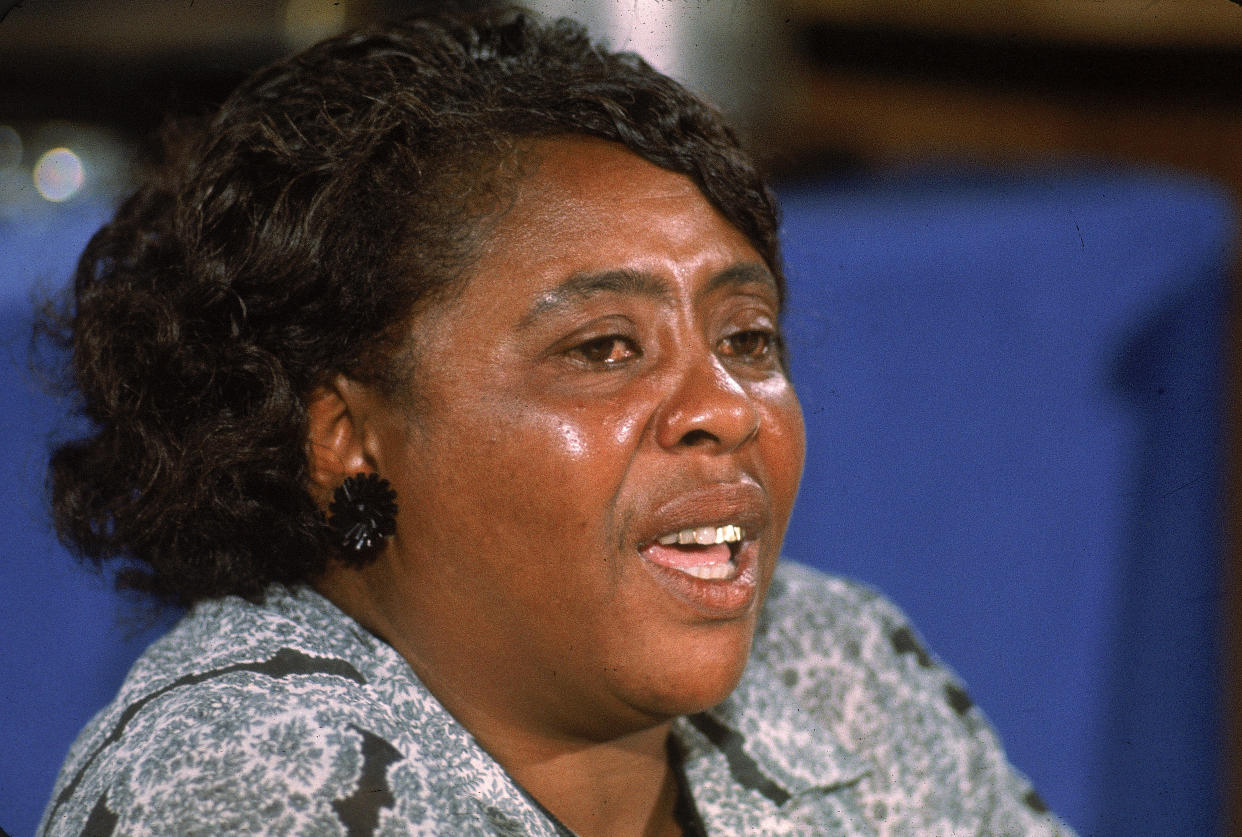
[356,137,804,740]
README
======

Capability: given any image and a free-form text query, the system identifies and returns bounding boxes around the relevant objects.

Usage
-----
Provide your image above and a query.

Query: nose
[654,352,761,453]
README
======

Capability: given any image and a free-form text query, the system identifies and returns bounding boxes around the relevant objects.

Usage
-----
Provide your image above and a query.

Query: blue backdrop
[777,164,1231,836]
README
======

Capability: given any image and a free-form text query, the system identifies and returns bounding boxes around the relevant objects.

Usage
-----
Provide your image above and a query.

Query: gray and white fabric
[41,561,1074,836]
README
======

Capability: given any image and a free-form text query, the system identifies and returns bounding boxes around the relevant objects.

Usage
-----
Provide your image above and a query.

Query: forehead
[508,136,704,213]
[462,136,764,295]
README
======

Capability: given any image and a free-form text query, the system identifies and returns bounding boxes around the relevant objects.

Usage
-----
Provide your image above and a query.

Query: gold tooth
[657,525,746,546]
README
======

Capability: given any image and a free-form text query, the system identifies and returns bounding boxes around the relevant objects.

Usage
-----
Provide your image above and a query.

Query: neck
[315,565,689,836]
[498,723,684,837]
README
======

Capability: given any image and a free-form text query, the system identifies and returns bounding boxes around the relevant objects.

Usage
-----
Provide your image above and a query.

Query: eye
[569,335,640,367]
[719,329,777,361]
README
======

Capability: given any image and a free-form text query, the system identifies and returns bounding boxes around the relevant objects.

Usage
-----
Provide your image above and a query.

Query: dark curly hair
[48,7,784,607]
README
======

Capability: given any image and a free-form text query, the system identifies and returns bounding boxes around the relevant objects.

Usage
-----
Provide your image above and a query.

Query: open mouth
[632,481,768,616]
[641,524,745,581]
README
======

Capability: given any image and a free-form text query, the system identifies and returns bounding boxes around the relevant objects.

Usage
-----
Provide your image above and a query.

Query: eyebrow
[519,268,673,328]
[518,261,778,329]
[700,262,780,300]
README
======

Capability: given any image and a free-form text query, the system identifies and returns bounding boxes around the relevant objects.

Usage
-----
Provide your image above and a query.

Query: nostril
[679,428,718,447]
[657,363,762,452]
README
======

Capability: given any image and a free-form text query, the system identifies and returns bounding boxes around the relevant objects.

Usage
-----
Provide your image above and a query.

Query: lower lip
[638,540,761,619]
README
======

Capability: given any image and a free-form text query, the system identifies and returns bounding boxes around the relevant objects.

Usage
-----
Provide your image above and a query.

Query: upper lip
[633,479,769,549]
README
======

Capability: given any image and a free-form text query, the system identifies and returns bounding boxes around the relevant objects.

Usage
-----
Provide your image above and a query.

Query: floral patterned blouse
[41,561,1074,836]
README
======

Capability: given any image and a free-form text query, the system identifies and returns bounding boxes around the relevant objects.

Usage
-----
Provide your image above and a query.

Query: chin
[627,622,756,719]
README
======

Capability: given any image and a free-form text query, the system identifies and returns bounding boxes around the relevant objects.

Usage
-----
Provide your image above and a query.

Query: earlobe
[304,376,373,505]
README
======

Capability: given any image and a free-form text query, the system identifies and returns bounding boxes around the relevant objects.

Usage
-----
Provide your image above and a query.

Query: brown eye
[573,335,639,366]
[720,330,774,360]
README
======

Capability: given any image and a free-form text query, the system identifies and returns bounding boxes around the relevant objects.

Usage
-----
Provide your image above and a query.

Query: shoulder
[760,559,887,630]
[754,561,967,739]
[755,560,909,679]
[40,588,417,836]
[756,559,972,711]
[752,560,1074,836]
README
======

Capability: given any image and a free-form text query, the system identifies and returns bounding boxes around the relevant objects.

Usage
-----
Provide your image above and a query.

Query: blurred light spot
[0,126,21,170]
[33,147,85,202]
[283,0,348,49]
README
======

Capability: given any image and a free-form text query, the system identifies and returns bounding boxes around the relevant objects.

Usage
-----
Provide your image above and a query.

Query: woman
[40,9,1073,836]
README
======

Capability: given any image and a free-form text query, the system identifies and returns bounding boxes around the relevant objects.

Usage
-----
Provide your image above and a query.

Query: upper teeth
[657,525,744,546]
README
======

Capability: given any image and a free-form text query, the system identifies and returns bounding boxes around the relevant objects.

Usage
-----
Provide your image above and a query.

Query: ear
[305,375,374,508]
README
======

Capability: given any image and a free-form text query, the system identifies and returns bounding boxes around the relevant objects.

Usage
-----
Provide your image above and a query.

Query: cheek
[552,420,588,457]
[446,402,646,524]
[517,392,650,466]
[522,406,642,468]
[759,381,806,511]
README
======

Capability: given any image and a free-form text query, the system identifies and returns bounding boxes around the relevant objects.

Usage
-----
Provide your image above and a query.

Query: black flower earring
[327,472,398,559]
